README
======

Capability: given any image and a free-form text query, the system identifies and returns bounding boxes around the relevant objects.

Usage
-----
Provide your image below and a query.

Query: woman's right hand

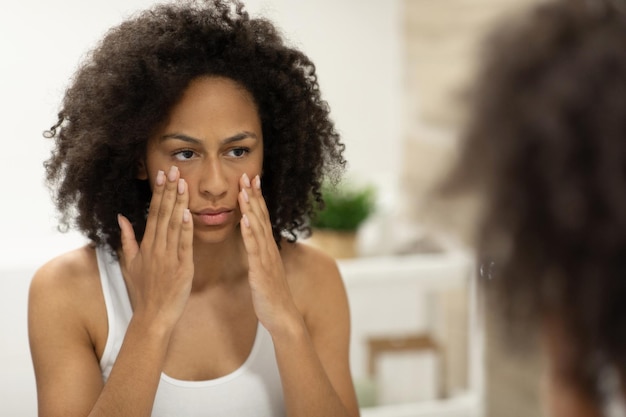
[117,166,194,330]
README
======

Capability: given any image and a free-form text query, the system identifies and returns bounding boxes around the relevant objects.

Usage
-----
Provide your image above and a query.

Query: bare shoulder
[29,244,103,329]
[280,240,342,287]
[30,244,100,297]
[280,240,347,319]
[29,245,109,413]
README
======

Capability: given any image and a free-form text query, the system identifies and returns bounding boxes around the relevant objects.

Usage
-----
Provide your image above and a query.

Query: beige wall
[401,0,546,203]
[401,1,547,416]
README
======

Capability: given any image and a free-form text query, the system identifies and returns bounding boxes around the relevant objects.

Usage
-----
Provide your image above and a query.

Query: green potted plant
[308,181,376,258]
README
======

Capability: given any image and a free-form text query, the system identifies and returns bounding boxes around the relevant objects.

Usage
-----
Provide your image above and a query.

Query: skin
[28,76,360,417]
[540,320,603,417]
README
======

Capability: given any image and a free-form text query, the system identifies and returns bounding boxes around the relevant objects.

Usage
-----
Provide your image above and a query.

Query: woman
[27,1,359,416]
[437,0,626,415]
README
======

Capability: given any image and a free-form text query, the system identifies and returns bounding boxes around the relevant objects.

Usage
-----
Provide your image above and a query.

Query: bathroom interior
[0,1,547,416]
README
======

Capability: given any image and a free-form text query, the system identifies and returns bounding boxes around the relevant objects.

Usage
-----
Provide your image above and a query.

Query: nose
[198,157,229,198]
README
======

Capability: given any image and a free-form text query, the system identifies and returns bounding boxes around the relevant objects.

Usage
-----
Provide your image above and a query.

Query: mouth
[192,208,234,226]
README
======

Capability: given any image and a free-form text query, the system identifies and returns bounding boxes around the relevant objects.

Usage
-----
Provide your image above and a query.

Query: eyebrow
[160,131,258,145]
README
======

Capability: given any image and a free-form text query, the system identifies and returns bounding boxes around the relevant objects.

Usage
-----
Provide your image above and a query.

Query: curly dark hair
[438,0,626,403]
[44,0,345,252]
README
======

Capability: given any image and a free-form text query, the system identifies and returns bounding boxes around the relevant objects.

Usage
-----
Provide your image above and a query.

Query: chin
[193,225,240,246]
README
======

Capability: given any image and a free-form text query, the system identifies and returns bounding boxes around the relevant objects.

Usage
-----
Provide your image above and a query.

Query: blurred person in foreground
[436,0,626,416]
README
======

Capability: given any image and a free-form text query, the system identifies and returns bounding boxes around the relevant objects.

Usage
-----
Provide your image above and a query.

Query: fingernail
[117,213,123,228]
[183,209,191,223]
[242,173,251,188]
[241,188,249,202]
[178,178,185,194]
[168,166,178,182]
[254,175,261,190]
[156,170,165,186]
[242,214,250,228]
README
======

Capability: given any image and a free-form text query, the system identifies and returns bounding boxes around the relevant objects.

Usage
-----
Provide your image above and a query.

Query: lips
[192,208,234,226]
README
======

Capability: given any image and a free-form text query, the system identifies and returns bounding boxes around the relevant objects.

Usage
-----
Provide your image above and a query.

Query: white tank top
[95,245,286,417]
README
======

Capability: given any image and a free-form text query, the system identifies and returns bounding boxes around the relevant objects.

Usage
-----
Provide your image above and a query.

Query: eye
[173,149,196,161]
[227,147,249,158]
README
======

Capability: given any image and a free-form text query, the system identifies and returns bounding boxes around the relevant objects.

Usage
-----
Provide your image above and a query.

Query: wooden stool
[367,333,447,399]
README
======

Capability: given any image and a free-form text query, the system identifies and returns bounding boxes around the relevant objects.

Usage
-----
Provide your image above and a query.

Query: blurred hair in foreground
[427,0,626,414]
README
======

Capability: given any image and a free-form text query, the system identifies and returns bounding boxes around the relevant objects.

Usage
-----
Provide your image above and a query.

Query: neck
[190,232,249,292]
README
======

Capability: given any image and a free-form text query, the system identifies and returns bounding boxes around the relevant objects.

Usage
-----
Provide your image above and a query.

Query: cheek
[251,155,264,177]
[257,151,264,172]
[238,157,263,179]
[141,156,169,185]
[176,168,200,193]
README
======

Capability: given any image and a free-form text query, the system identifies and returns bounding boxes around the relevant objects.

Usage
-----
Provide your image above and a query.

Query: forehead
[157,76,262,141]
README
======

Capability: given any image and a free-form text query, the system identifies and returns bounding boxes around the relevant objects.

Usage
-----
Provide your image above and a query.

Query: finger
[153,165,180,251]
[238,175,260,255]
[166,177,189,252]
[246,175,274,244]
[179,208,194,264]
[239,186,269,258]
[240,212,261,260]
[118,213,139,262]
[142,169,166,246]
[240,174,264,223]
[239,174,263,237]
[252,175,270,220]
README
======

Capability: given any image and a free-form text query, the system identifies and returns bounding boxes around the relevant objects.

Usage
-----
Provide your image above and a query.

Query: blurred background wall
[401,0,543,417]
[400,1,546,416]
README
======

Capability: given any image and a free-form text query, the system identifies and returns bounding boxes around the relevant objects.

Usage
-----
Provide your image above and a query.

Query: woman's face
[139,76,264,244]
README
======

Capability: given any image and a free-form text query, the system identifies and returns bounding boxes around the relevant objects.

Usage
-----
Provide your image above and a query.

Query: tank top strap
[96,245,133,380]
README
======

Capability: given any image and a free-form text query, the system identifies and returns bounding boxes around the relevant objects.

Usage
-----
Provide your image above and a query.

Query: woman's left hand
[238,173,302,336]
